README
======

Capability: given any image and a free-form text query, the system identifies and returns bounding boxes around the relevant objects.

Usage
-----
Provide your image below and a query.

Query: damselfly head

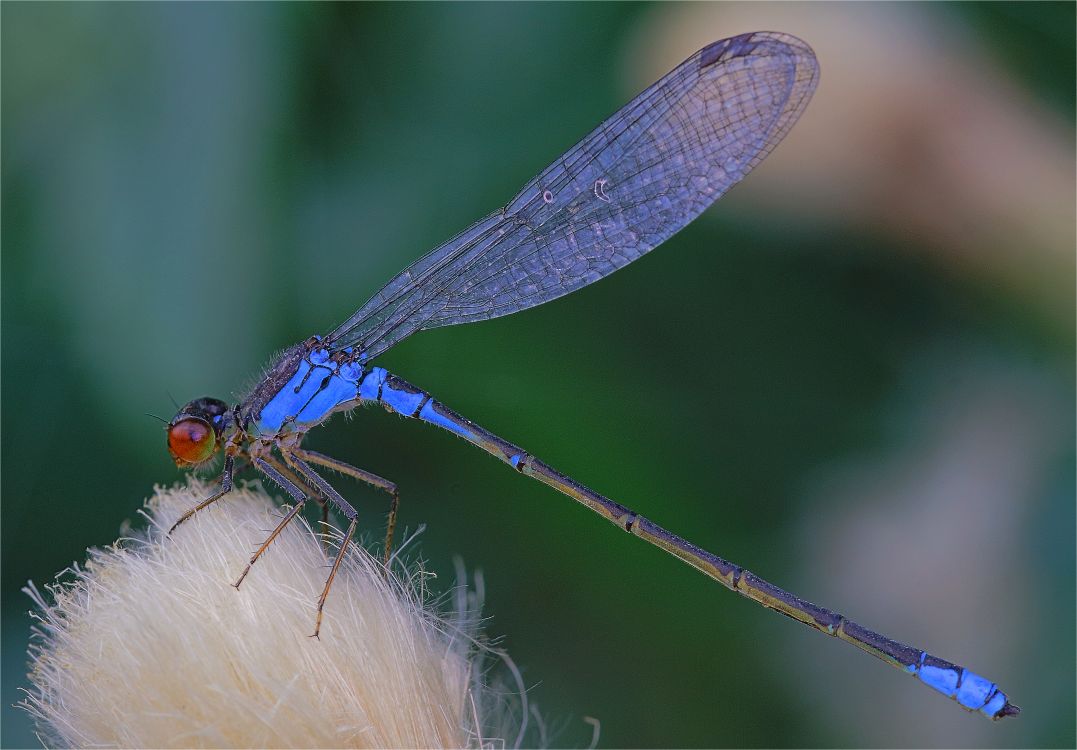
[167,397,229,467]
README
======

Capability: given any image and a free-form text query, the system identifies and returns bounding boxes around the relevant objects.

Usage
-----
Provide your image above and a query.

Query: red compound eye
[167,417,217,465]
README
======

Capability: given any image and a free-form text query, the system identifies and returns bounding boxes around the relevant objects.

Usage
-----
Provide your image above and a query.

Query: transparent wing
[326,32,819,359]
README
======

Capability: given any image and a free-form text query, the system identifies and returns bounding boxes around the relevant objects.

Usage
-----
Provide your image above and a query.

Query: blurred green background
[3,3,1074,747]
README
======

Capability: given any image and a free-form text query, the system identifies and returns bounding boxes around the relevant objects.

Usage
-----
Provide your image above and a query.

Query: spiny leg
[283,452,359,639]
[291,447,399,565]
[317,498,330,551]
[233,457,311,590]
[261,454,332,555]
[168,455,235,536]
[309,516,357,640]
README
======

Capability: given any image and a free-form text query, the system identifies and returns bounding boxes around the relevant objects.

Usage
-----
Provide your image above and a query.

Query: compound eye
[167,417,217,465]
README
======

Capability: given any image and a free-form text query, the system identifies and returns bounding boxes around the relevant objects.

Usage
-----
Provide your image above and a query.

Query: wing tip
[700,31,817,72]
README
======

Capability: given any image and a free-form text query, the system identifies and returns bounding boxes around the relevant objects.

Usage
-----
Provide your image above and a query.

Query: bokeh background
[3,2,1073,747]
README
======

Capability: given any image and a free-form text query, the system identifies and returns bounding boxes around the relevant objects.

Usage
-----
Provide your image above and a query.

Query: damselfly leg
[167,455,236,536]
[290,447,400,565]
[169,444,393,637]
[233,457,313,590]
[283,453,360,639]
[261,454,333,554]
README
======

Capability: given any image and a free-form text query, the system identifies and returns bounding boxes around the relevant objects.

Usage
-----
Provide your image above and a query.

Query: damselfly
[164,32,1018,720]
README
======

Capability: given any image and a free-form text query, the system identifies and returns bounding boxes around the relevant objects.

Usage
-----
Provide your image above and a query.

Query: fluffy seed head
[20,480,523,748]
